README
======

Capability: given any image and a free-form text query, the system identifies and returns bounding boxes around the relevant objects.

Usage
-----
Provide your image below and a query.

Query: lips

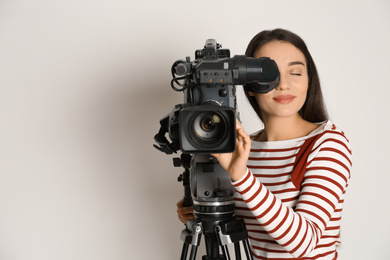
[273,95,295,104]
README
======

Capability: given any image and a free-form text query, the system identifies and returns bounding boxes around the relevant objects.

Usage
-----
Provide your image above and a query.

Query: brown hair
[244,28,328,123]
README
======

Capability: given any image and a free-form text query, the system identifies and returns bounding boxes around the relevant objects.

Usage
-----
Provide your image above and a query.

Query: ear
[248,91,256,97]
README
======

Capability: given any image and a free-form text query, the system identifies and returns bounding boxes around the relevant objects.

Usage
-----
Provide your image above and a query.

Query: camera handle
[154,114,177,155]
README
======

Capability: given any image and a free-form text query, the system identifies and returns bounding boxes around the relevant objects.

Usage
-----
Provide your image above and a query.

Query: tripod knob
[173,157,181,167]
[178,174,183,182]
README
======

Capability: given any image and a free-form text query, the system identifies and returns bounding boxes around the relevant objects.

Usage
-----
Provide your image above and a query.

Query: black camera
[154,40,280,258]
[154,39,279,154]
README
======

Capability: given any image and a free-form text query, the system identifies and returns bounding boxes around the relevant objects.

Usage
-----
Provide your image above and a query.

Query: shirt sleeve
[232,131,352,258]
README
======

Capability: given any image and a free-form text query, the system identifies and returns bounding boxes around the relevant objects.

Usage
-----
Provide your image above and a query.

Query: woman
[178,28,352,259]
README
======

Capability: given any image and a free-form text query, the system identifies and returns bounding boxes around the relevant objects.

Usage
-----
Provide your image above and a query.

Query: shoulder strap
[290,135,320,189]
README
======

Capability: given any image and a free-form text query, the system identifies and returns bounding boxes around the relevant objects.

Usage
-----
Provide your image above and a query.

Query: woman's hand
[176,198,195,224]
[212,120,251,181]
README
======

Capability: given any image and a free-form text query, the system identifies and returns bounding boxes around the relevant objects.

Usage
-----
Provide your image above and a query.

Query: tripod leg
[221,244,231,260]
[180,243,199,260]
[204,233,220,259]
[180,220,203,259]
[181,243,189,260]
[189,245,198,260]
[234,242,241,260]
[243,239,253,260]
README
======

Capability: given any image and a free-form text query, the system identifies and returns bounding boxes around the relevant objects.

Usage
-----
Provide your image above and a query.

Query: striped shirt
[233,120,352,259]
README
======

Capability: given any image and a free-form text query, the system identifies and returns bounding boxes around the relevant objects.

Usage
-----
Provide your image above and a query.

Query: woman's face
[251,41,309,120]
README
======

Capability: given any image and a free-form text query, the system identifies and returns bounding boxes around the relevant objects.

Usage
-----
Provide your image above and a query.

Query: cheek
[297,85,309,108]
[292,77,309,97]
[291,76,308,90]
[299,91,308,105]
[254,93,273,111]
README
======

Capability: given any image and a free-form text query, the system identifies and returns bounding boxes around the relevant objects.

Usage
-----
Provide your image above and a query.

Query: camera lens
[192,112,226,145]
[179,106,236,153]
[201,116,218,132]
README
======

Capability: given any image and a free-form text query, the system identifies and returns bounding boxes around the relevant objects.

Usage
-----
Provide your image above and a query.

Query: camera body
[176,40,237,153]
[154,39,279,155]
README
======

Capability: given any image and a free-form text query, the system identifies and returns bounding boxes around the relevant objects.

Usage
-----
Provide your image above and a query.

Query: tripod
[176,154,253,260]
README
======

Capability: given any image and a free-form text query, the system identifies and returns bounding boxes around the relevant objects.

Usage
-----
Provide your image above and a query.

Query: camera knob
[177,174,183,182]
[219,89,228,97]
[175,63,188,75]
[173,157,182,167]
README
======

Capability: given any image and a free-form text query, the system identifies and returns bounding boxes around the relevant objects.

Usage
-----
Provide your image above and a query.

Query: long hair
[244,28,328,123]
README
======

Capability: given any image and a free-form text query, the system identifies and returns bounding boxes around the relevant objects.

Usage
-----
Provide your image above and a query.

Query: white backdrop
[1,0,389,259]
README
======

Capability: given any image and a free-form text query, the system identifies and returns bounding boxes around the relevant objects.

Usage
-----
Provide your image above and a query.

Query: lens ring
[191,111,228,146]
[200,114,219,132]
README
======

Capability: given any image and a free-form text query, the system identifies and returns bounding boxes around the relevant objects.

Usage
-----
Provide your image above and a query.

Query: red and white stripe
[233,121,352,259]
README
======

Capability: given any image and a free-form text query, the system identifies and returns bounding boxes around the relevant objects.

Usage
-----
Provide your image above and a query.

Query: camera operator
[177,28,352,259]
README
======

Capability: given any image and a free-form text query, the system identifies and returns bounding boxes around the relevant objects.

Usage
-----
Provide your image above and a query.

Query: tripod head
[174,154,253,260]
[174,153,235,210]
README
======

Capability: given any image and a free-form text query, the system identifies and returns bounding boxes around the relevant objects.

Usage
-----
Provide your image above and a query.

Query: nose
[274,72,288,91]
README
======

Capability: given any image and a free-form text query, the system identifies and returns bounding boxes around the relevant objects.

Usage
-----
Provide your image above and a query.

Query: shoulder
[311,120,352,155]
[289,120,352,190]
[307,121,352,180]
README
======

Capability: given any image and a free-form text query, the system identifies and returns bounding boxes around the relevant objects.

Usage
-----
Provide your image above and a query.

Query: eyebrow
[288,61,306,67]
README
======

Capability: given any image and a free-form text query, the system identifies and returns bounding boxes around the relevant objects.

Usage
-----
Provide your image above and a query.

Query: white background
[1,0,389,259]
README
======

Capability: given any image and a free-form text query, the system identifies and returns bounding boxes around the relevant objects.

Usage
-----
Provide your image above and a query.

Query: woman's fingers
[177,207,195,224]
[178,206,194,215]
[236,127,250,150]
[177,199,195,224]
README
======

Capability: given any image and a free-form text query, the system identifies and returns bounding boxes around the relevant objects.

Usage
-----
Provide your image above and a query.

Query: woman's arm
[233,130,352,258]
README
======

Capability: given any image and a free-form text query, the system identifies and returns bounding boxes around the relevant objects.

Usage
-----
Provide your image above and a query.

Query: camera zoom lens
[193,112,226,145]
[201,116,218,132]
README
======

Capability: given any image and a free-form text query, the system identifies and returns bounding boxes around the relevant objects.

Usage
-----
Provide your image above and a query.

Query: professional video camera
[154,39,279,260]
[154,39,279,155]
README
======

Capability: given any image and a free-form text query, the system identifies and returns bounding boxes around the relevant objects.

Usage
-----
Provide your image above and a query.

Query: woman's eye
[290,73,302,76]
